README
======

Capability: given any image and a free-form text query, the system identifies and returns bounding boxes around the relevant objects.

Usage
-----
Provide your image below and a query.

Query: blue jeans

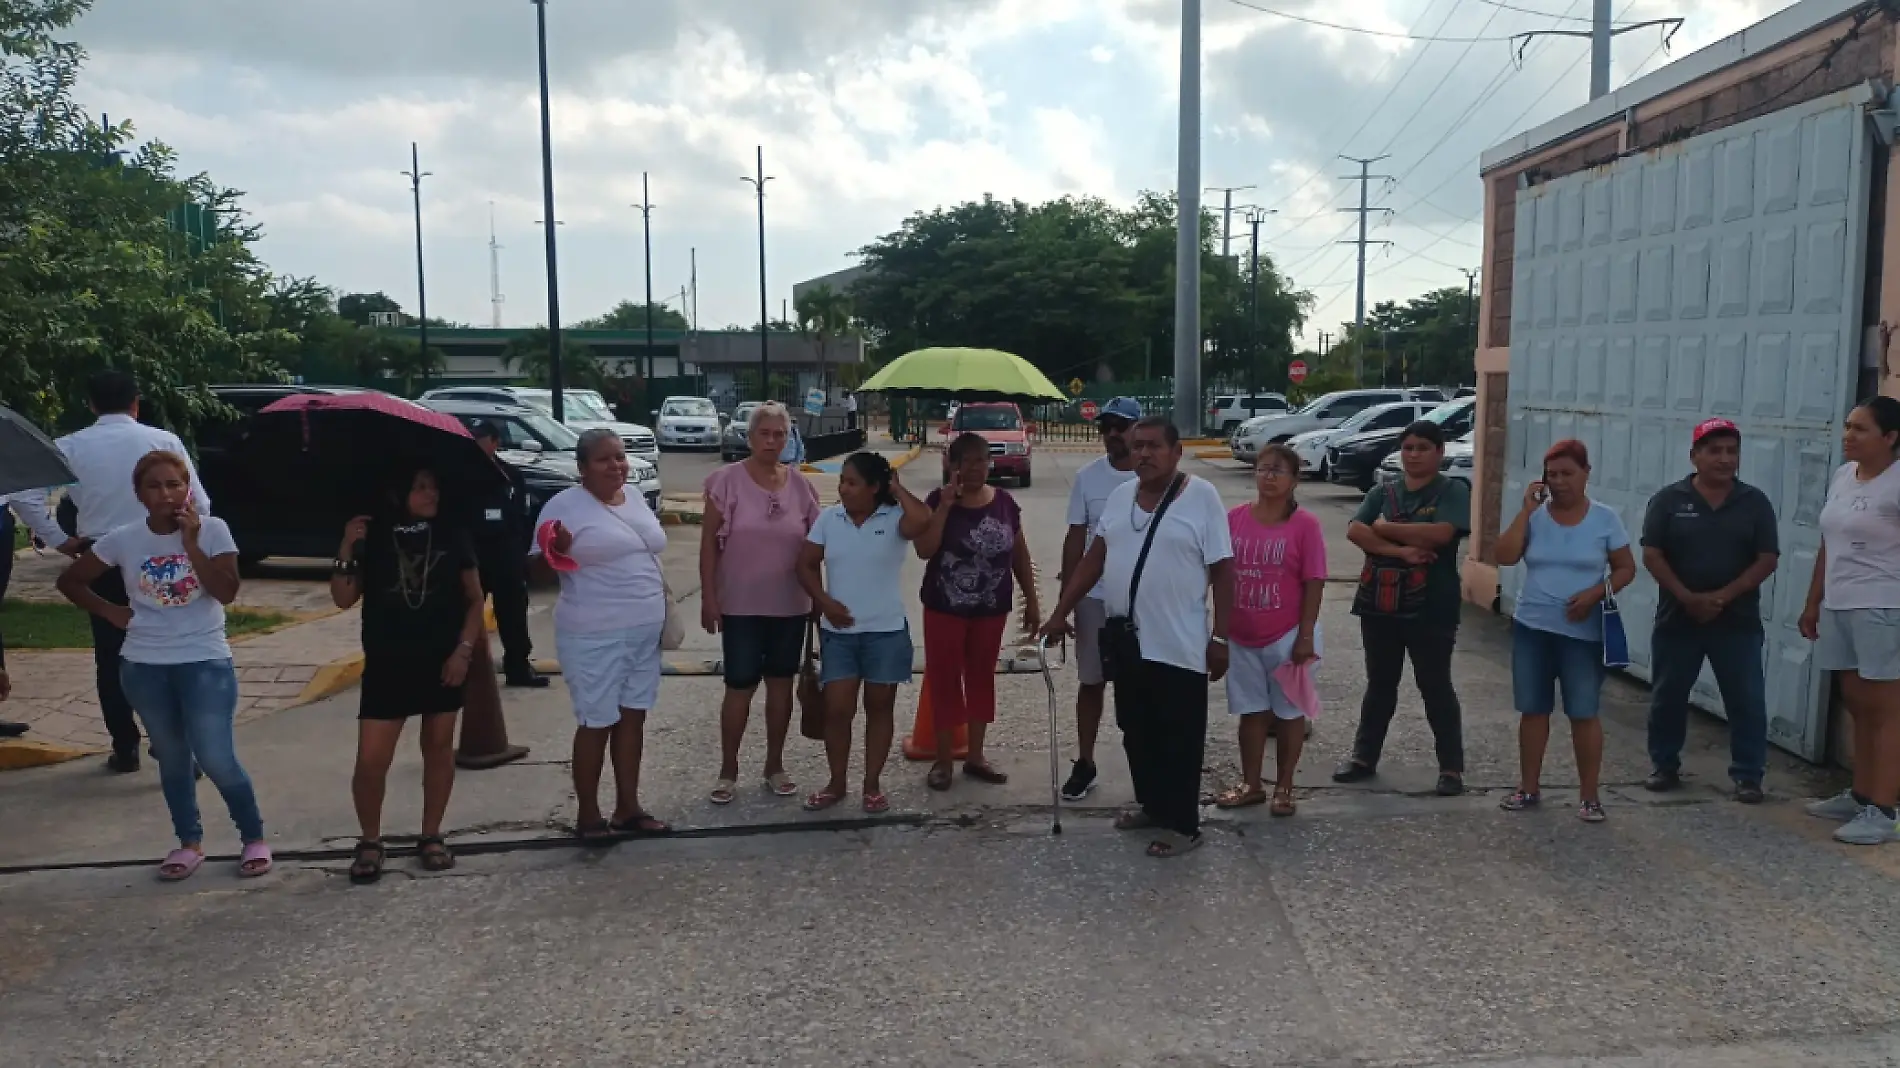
[1511,622,1604,721]
[119,659,265,846]
[818,626,914,686]
[1647,624,1767,783]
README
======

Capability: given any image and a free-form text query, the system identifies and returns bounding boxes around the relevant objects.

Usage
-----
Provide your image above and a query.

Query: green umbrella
[857,347,1066,403]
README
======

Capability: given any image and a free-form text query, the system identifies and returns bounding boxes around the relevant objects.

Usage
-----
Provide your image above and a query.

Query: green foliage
[576,300,688,332]
[335,291,401,327]
[1343,287,1478,388]
[793,283,853,390]
[499,328,601,389]
[851,192,1312,386]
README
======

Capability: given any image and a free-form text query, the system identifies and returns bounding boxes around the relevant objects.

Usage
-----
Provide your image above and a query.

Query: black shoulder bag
[1352,479,1443,619]
[1099,474,1187,682]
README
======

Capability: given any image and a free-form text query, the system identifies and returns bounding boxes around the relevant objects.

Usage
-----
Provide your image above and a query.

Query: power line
[1369,0,1510,158]
[1222,0,1536,42]
[1339,154,1394,380]
[1474,0,1632,23]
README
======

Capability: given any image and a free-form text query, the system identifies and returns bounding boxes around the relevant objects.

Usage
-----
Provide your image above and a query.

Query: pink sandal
[862,792,890,815]
[804,788,845,812]
[157,848,203,882]
[238,841,273,878]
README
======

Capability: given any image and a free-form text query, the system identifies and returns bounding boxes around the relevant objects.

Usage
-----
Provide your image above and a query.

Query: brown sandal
[416,835,455,872]
[1270,791,1297,818]
[1215,785,1268,809]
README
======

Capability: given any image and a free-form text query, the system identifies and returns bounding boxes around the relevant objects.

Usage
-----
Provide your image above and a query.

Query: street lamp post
[401,143,432,367]
[741,146,774,402]
[531,0,565,421]
[635,172,656,399]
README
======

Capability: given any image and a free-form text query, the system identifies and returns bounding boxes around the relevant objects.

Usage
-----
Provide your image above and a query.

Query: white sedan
[1285,428,1346,479]
[655,396,723,450]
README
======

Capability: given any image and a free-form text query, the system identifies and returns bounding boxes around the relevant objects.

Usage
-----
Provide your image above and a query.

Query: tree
[499,328,599,388]
[1346,287,1476,388]
[793,283,853,392]
[336,291,403,327]
[851,192,1311,387]
[576,300,688,331]
[0,0,290,434]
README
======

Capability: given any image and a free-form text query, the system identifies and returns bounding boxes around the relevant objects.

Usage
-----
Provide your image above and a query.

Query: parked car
[655,396,723,450]
[721,401,763,462]
[1334,398,1478,490]
[1208,393,1291,433]
[1452,385,1477,399]
[940,401,1032,487]
[1228,388,1431,462]
[419,385,659,463]
[1377,428,1476,488]
[1283,401,1438,480]
[422,399,662,512]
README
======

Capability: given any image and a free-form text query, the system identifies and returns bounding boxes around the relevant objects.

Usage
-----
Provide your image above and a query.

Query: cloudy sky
[71,0,1777,346]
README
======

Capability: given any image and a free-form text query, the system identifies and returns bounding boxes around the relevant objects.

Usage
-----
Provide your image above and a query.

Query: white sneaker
[1807,790,1862,822]
[1832,805,1900,846]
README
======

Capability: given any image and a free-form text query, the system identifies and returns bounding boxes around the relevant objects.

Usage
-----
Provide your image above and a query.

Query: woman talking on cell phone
[57,450,270,882]
[1492,439,1637,823]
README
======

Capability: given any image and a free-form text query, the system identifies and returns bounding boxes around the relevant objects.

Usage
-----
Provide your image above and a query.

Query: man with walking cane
[1043,416,1234,858]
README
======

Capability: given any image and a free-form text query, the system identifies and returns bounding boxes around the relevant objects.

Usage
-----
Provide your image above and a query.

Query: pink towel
[535,519,578,572]
[1271,658,1321,720]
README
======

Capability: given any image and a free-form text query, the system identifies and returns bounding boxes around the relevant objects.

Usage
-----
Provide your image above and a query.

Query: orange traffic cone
[902,673,969,762]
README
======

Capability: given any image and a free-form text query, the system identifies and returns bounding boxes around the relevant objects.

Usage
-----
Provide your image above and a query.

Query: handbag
[797,619,826,741]
[1600,565,1631,669]
[594,495,685,651]
[1099,473,1186,682]
[1352,481,1442,619]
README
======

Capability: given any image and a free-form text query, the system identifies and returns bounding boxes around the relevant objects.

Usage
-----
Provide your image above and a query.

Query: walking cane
[1037,633,1063,836]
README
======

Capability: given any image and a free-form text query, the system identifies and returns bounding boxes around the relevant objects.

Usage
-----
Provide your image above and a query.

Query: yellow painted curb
[891,445,923,470]
[298,653,365,705]
[1181,438,1225,448]
[1194,447,1235,461]
[0,739,95,770]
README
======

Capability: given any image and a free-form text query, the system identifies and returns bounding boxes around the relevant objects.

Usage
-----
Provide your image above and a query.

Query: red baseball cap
[1692,417,1740,445]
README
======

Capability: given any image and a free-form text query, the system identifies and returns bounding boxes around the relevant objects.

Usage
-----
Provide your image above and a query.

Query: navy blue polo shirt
[1640,477,1779,630]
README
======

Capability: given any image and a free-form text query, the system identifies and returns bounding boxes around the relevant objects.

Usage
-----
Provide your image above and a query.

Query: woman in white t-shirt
[794,452,930,813]
[57,450,269,882]
[533,429,672,843]
[1801,396,1900,846]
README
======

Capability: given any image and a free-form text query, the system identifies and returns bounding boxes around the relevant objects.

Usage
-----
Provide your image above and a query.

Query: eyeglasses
[1257,466,1295,479]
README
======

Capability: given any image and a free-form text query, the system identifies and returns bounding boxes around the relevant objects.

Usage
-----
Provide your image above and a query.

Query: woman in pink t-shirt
[1214,443,1326,816]
[700,402,822,805]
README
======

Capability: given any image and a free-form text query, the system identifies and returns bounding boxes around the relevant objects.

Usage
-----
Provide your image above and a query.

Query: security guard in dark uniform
[470,420,548,688]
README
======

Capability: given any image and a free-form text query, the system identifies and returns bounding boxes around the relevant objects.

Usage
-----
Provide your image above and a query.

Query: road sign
[1288,360,1309,383]
[803,388,825,416]
[1068,377,1085,397]
[1078,399,1100,421]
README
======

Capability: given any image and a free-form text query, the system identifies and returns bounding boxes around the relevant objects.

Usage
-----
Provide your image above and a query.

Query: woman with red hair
[1494,439,1637,822]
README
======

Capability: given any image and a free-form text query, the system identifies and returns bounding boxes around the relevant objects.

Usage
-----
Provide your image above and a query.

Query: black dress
[357,520,478,721]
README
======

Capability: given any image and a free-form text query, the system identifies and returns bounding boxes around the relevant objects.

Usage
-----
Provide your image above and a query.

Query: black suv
[1325,397,1477,490]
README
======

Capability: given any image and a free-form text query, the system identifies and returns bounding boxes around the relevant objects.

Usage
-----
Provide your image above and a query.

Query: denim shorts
[1816,608,1900,682]
[819,626,914,686]
[721,615,806,690]
[1511,621,1604,721]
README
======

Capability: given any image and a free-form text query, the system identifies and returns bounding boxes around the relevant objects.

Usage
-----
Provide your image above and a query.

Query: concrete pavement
[3,446,1893,1067]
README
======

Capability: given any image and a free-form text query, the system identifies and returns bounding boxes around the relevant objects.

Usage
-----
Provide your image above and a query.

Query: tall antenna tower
[487,201,505,329]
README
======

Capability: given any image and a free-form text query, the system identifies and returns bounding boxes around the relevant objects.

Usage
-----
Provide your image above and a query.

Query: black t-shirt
[1640,477,1779,630]
[358,520,477,658]
[470,461,532,554]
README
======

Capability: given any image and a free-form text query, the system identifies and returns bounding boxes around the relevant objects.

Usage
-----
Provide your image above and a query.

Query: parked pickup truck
[940,402,1032,487]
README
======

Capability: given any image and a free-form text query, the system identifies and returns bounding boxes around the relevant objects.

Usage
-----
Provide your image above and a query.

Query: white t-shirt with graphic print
[89,517,240,664]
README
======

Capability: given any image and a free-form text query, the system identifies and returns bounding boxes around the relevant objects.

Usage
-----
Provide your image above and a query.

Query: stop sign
[1078,399,1100,421]
[1288,360,1309,383]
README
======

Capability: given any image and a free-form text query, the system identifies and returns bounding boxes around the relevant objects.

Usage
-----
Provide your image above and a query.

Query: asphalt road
[7,442,1896,1068]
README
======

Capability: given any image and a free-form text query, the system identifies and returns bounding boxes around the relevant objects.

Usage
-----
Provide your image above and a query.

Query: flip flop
[238,841,273,878]
[925,765,954,792]
[862,792,890,814]
[1146,832,1204,859]
[804,788,846,812]
[709,779,737,805]
[764,771,798,797]
[962,762,1009,785]
[574,819,617,845]
[157,848,203,882]
[1114,809,1157,831]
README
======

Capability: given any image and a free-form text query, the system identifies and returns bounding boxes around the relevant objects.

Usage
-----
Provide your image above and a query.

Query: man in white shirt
[1056,396,1141,801]
[9,371,212,772]
[845,391,859,431]
[1044,417,1234,858]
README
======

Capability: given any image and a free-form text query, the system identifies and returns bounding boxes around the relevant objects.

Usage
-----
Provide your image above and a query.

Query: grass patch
[1,599,290,650]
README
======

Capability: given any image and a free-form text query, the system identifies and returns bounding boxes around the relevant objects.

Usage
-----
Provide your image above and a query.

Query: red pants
[923,609,1008,729]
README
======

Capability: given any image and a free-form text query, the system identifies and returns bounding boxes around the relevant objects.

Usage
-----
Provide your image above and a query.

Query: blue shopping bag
[1600,566,1630,669]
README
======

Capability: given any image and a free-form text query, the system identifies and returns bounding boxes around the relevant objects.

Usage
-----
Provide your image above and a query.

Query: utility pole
[1461,267,1481,354]
[1245,207,1276,418]
[741,146,774,402]
[689,247,699,333]
[1511,7,1683,100]
[402,143,431,368]
[1338,155,1393,386]
[1172,0,1203,435]
[635,172,656,386]
[1208,185,1255,261]
[531,0,564,420]
[487,202,504,329]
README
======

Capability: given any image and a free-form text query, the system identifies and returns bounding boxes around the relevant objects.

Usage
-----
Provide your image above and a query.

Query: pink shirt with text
[1227,504,1327,649]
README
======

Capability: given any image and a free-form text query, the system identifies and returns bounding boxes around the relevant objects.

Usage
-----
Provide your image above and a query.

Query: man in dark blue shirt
[1640,418,1780,802]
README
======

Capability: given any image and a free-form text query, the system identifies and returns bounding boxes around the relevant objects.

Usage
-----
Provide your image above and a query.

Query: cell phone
[1532,484,1549,503]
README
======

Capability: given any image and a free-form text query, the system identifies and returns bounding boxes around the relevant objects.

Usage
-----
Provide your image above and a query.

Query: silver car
[656,396,722,450]
[1230,388,1416,462]
[1377,430,1476,488]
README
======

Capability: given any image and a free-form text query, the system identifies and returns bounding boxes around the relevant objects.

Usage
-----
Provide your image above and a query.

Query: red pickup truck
[940,402,1032,487]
